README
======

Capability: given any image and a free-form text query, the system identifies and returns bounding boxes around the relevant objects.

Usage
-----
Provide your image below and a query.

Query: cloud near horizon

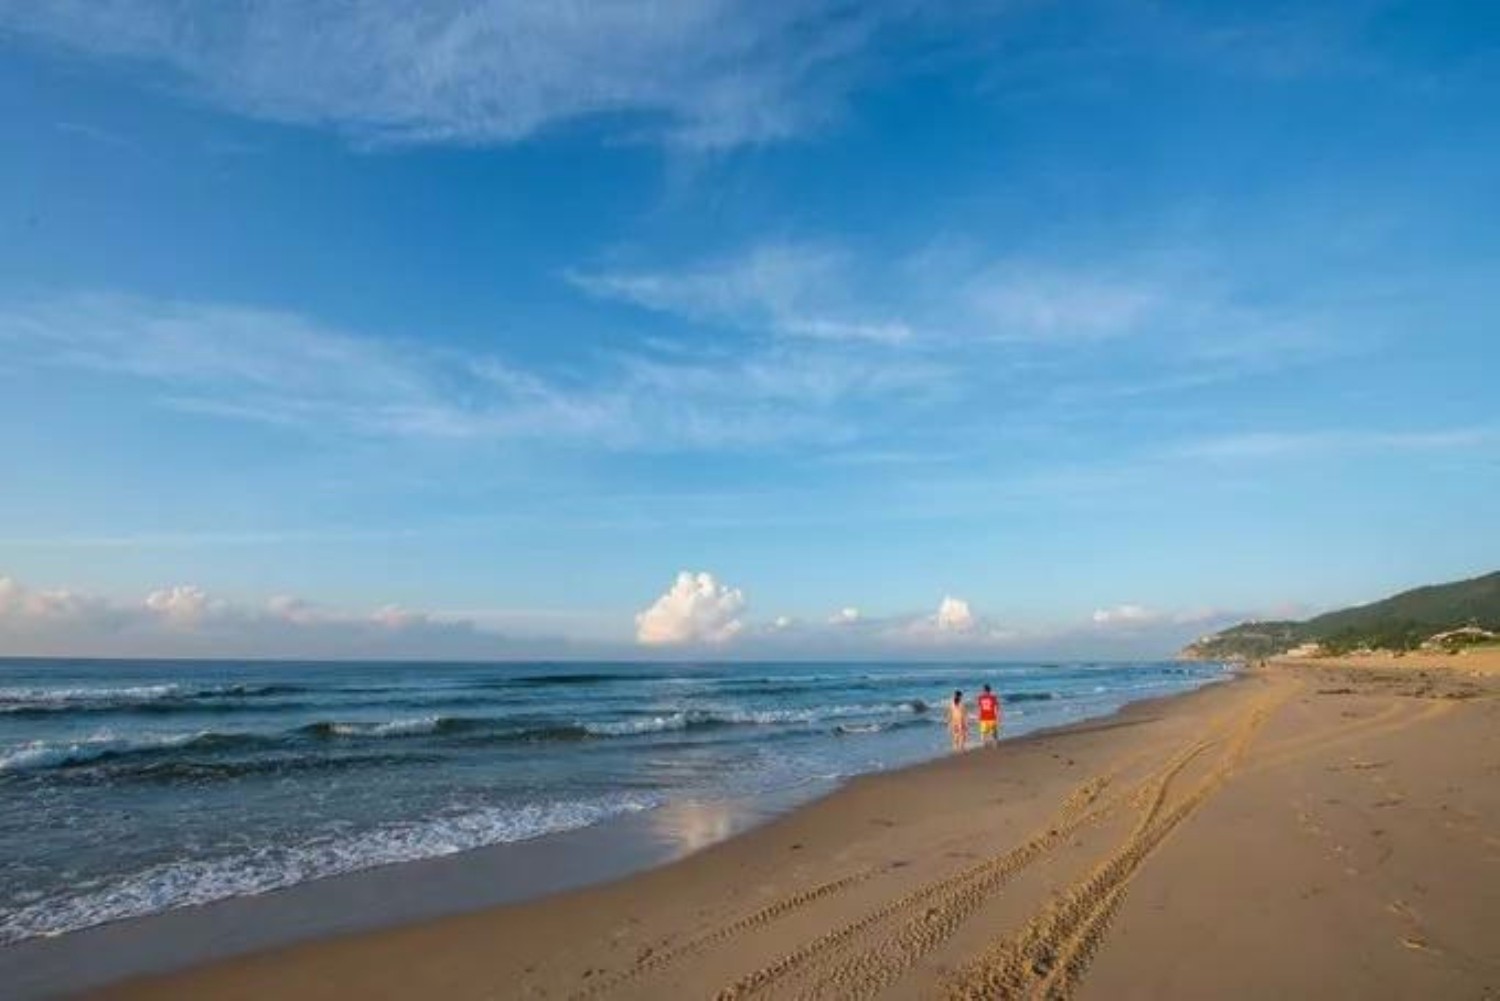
[1091,603,1162,627]
[893,594,1016,646]
[634,571,747,646]
[634,578,1021,652]
[2,570,1299,660]
[0,573,508,659]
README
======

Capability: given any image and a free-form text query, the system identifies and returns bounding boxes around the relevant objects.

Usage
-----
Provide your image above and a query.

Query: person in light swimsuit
[948,689,968,752]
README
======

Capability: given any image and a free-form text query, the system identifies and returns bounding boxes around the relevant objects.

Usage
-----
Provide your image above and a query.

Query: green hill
[1181,570,1500,660]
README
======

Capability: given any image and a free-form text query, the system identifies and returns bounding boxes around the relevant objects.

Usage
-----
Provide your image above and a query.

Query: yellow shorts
[980,720,998,738]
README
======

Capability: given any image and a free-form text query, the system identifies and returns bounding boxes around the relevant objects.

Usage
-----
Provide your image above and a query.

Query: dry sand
[1275,646,1500,677]
[93,662,1500,1000]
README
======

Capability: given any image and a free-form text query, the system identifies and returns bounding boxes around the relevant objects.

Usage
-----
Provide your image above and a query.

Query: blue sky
[1,0,1496,659]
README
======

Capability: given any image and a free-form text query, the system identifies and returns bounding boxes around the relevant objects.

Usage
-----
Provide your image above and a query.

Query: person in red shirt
[976,684,1002,746]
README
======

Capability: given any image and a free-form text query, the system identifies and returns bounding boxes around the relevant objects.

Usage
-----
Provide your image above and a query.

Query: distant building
[1421,626,1497,651]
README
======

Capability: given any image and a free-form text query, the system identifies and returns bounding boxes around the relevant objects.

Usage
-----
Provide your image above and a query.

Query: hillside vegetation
[1182,570,1500,660]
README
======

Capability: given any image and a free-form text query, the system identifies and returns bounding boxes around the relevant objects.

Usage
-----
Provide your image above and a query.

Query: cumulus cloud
[895,594,1015,646]
[0,572,516,659]
[145,584,225,628]
[829,606,862,625]
[0,1,945,150]
[934,595,976,632]
[0,576,106,624]
[635,571,746,645]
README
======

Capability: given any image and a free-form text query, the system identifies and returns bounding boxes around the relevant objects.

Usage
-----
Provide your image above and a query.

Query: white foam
[0,791,662,945]
[0,684,180,708]
[581,700,926,736]
[327,716,444,738]
[0,730,209,772]
[715,701,925,725]
[585,713,690,736]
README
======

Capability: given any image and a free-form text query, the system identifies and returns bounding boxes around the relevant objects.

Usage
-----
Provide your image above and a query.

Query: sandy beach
[80,657,1498,1000]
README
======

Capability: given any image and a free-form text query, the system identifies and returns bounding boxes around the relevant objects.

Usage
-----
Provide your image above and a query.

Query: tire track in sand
[943,687,1286,1000]
[575,757,1144,999]
[786,739,1216,1000]
[715,724,1245,1000]
[710,770,1133,1000]
[568,868,879,999]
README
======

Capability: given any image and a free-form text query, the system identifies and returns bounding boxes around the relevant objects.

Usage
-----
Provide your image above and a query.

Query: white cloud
[144,584,225,628]
[828,606,862,625]
[1088,602,1270,642]
[0,1,933,149]
[895,594,1013,646]
[934,595,976,632]
[1091,603,1162,627]
[0,576,105,624]
[635,571,746,645]
[0,572,516,658]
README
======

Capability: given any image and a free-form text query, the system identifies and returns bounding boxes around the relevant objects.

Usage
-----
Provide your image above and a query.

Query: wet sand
[87,661,1500,999]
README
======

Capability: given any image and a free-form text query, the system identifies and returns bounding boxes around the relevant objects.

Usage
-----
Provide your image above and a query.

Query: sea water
[0,658,1226,944]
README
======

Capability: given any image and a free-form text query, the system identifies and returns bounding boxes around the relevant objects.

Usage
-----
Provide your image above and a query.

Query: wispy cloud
[568,243,913,344]
[2,1,949,150]
[0,528,418,549]
[0,291,939,450]
[570,240,1327,361]
[963,264,1163,342]
[1175,427,1500,462]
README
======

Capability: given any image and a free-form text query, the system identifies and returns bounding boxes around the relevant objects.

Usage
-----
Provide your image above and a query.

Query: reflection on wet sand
[650,798,759,856]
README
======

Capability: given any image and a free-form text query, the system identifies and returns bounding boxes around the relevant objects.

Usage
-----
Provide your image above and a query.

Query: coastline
[0,673,1228,1000]
[19,658,1500,998]
[88,659,1500,999]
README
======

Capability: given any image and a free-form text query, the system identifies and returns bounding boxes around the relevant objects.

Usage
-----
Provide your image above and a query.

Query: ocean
[0,658,1227,946]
